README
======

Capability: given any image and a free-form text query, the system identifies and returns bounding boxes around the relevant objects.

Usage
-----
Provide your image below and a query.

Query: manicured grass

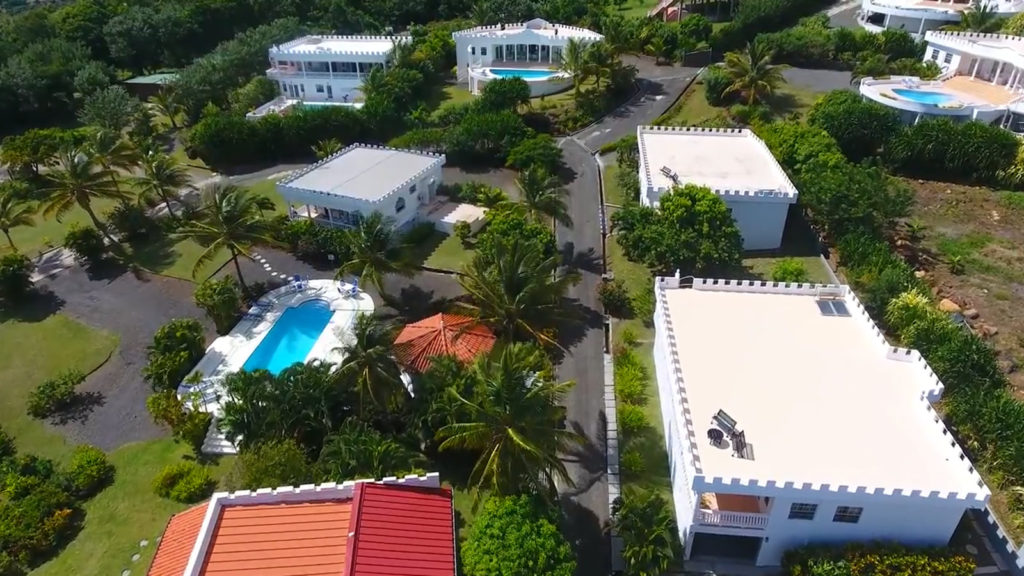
[0,314,119,460]
[441,85,476,106]
[603,162,626,206]
[656,80,828,127]
[246,177,289,213]
[129,236,231,282]
[418,231,476,271]
[34,442,235,576]
[0,198,122,259]
[613,0,660,18]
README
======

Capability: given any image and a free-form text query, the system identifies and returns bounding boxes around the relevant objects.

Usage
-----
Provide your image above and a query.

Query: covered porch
[287,204,363,229]
[694,493,771,530]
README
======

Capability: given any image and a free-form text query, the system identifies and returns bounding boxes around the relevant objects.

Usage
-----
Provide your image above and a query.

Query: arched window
[395,197,406,213]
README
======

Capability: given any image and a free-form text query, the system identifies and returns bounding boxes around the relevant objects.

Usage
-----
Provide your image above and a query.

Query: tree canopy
[461,494,576,576]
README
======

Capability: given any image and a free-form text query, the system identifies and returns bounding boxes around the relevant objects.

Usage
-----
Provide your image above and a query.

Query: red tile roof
[346,483,455,576]
[148,503,207,576]
[393,314,496,373]
[201,500,352,576]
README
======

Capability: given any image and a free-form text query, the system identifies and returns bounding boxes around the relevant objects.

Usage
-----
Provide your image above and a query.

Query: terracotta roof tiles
[148,503,208,576]
[393,314,496,373]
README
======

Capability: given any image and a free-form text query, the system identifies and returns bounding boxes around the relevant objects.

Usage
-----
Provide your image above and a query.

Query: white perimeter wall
[755,496,968,565]
[725,199,789,251]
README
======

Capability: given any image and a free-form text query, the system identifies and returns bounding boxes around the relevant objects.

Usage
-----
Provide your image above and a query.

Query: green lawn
[656,80,828,127]
[0,312,233,576]
[129,236,231,282]
[1,197,122,259]
[416,231,476,271]
[441,85,476,107]
[247,177,289,213]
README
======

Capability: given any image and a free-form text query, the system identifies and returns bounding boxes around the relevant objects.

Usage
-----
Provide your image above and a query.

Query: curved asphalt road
[555,57,698,574]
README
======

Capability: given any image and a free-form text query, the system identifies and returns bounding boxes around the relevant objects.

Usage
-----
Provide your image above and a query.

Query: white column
[301,61,307,79]
[972,59,980,78]
[1007,67,1017,88]
[917,17,925,36]
[883,13,890,27]
[993,61,1005,85]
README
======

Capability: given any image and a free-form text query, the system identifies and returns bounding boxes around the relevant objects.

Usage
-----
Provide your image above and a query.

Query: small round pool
[892,88,956,105]
[487,68,560,80]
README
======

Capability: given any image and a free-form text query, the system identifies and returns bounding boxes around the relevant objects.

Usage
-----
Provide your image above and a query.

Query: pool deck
[177,279,374,417]
[865,75,1019,111]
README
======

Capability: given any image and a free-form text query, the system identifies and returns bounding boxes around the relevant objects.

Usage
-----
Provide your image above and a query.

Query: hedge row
[782,542,974,576]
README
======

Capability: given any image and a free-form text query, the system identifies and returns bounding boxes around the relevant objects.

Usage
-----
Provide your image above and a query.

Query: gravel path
[38,264,215,450]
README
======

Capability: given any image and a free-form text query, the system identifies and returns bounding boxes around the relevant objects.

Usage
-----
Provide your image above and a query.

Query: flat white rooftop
[660,279,985,501]
[926,31,1024,67]
[279,145,442,203]
[272,35,402,56]
[637,126,796,199]
[453,18,603,40]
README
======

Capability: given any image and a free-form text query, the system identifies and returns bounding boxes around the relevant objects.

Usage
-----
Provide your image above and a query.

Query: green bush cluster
[194,277,242,335]
[272,217,352,266]
[712,0,835,52]
[614,136,641,204]
[614,345,652,477]
[64,445,114,499]
[186,104,368,168]
[771,258,810,283]
[0,254,34,306]
[885,118,1021,185]
[782,542,974,576]
[461,495,576,576]
[142,318,206,392]
[755,15,920,69]
[0,425,112,571]
[105,201,157,242]
[146,390,213,456]
[438,181,508,208]
[26,370,85,419]
[598,279,632,318]
[807,90,902,162]
[62,224,107,267]
[152,462,215,504]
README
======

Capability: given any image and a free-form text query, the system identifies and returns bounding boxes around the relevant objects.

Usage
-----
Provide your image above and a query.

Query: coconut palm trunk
[230,248,248,294]
[81,200,118,246]
[2,229,14,251]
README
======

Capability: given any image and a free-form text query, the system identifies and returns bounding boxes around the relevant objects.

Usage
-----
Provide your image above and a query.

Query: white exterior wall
[279,162,443,230]
[266,36,397,103]
[752,495,968,565]
[724,199,790,251]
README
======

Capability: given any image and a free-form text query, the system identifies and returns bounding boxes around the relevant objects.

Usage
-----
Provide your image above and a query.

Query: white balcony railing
[267,69,363,80]
[695,509,769,530]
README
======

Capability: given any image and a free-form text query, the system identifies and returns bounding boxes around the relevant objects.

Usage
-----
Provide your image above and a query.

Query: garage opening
[689,532,762,563]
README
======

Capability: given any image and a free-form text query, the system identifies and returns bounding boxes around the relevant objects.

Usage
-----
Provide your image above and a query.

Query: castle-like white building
[859,0,1024,38]
[653,277,989,566]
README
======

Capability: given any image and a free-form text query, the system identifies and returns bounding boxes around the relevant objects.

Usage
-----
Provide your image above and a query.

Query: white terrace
[453,18,603,80]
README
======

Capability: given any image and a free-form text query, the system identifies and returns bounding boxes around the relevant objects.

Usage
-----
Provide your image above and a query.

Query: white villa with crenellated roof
[859,31,1024,131]
[635,126,798,251]
[859,0,1024,39]
[247,35,406,118]
[452,18,603,96]
[653,277,990,566]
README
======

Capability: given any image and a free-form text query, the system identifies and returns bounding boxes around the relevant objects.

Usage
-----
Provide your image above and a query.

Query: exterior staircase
[201,418,239,455]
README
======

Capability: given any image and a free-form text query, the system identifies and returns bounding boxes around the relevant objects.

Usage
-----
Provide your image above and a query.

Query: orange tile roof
[201,500,352,576]
[148,503,208,576]
[393,314,496,373]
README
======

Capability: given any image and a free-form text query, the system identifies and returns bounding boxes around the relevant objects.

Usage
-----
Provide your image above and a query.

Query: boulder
[914,270,927,279]
[979,324,999,337]
[963,308,980,320]
[938,298,961,313]
[997,358,1018,374]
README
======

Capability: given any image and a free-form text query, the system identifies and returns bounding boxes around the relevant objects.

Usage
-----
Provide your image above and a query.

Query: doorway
[689,532,762,563]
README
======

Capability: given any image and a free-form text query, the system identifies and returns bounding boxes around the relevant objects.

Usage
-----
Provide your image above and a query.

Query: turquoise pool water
[488,68,559,80]
[892,88,956,105]
[242,299,333,375]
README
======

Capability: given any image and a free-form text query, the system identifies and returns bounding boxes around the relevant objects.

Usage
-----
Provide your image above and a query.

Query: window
[471,46,476,55]
[832,506,863,524]
[930,49,940,61]
[788,503,817,520]
[410,184,417,194]
[395,197,406,213]
[944,52,953,64]
[481,47,488,56]
[315,84,324,93]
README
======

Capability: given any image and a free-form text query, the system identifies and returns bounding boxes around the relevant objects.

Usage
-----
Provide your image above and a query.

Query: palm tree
[132,151,192,220]
[585,42,617,91]
[85,129,139,197]
[334,313,404,415]
[312,138,343,160]
[436,343,583,497]
[611,489,677,576]
[335,212,414,297]
[458,238,580,347]
[41,147,130,245]
[175,182,275,290]
[149,89,183,130]
[723,41,788,106]
[944,0,1002,31]
[511,166,572,230]
[560,38,590,97]
[0,193,35,251]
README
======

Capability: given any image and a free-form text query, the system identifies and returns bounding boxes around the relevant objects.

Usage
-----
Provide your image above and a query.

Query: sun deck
[658,279,986,501]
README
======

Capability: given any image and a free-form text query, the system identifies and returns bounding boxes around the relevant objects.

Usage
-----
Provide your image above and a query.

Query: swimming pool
[488,68,560,80]
[892,88,956,105]
[242,299,334,374]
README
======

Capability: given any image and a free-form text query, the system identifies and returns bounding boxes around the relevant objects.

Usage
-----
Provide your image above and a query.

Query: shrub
[619,328,638,348]
[224,439,312,491]
[0,426,15,462]
[143,319,206,391]
[194,277,242,335]
[476,204,556,261]
[0,553,24,576]
[0,254,34,305]
[453,220,472,245]
[478,77,531,112]
[615,366,648,405]
[618,404,648,435]
[807,90,902,162]
[782,542,974,576]
[598,279,632,318]
[106,201,156,242]
[506,134,563,174]
[152,462,215,503]
[771,258,810,283]
[402,221,436,247]
[274,218,350,265]
[885,118,1020,184]
[62,225,106,267]
[703,66,733,106]
[730,103,771,125]
[26,371,84,419]
[620,446,646,475]
[461,495,575,576]
[146,390,213,455]
[63,445,114,499]
[0,480,78,567]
